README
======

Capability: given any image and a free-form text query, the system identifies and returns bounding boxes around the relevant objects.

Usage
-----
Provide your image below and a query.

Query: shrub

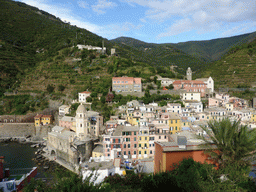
[58,84,65,92]
[46,84,54,93]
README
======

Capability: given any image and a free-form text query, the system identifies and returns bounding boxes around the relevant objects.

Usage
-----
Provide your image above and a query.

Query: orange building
[154,131,217,173]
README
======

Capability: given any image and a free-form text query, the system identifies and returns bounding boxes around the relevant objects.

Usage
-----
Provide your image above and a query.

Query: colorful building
[173,80,207,97]
[138,127,149,159]
[34,114,53,126]
[154,131,217,173]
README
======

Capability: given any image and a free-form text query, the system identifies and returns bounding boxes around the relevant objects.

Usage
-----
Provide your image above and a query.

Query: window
[128,144,130,148]
[134,144,137,148]
[139,144,141,147]
[139,151,141,154]
[144,151,147,154]
[124,151,126,155]
[124,144,126,148]
[134,151,136,155]
[144,144,147,147]
[134,137,136,141]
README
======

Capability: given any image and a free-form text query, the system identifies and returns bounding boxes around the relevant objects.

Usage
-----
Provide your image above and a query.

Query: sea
[0,142,47,178]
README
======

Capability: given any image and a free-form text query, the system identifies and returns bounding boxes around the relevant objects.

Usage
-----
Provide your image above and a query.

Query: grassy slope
[202,39,256,88]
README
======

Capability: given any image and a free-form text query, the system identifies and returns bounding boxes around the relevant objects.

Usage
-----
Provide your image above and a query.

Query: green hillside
[111,37,206,74]
[0,0,111,95]
[169,32,256,62]
[202,39,256,88]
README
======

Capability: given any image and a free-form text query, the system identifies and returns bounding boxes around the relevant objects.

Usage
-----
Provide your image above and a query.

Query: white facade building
[166,103,182,114]
[196,77,214,93]
[79,91,91,103]
[182,92,201,102]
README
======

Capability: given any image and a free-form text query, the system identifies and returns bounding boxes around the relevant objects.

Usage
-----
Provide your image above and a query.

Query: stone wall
[0,123,53,140]
[149,89,185,95]
[116,92,145,97]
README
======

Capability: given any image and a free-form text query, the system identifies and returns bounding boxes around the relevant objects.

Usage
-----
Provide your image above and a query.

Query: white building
[77,44,106,53]
[59,105,71,116]
[166,103,182,114]
[182,92,201,102]
[195,77,214,92]
[158,77,175,87]
[79,91,91,103]
[183,100,203,113]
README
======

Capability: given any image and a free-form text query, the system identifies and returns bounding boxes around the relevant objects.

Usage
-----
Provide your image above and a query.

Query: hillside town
[32,67,256,184]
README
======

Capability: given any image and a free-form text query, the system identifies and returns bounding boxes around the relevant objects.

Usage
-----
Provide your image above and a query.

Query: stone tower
[186,67,192,80]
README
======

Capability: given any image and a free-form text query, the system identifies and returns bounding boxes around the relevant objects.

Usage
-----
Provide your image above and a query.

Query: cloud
[103,22,144,39]
[17,0,101,33]
[221,21,256,37]
[78,1,89,9]
[157,18,193,38]
[123,0,256,38]
[92,0,117,15]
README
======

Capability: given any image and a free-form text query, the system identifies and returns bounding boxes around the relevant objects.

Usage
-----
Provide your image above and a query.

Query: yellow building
[225,103,233,112]
[251,113,256,123]
[92,145,104,158]
[138,128,149,159]
[34,114,53,126]
[168,114,181,134]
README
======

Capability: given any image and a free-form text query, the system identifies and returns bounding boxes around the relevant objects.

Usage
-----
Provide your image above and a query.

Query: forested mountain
[111,37,206,74]
[169,32,256,62]
[0,0,111,95]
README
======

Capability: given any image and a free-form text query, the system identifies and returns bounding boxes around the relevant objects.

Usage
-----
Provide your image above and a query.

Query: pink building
[172,80,207,97]
[112,77,142,93]
[122,126,139,159]
[208,98,222,107]
[59,116,75,130]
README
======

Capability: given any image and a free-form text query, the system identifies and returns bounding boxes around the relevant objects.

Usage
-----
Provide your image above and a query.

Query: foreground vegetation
[23,158,256,192]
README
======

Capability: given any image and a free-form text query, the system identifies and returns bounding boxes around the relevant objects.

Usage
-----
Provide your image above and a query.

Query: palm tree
[198,118,256,169]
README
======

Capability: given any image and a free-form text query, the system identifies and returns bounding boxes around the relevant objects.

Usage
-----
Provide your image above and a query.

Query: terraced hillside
[17,47,156,99]
[203,39,256,88]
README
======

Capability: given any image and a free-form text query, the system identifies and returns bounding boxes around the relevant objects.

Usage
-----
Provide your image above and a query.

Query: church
[46,104,103,166]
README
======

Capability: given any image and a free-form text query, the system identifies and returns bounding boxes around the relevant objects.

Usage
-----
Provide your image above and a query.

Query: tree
[46,84,54,93]
[198,118,256,169]
[58,84,65,92]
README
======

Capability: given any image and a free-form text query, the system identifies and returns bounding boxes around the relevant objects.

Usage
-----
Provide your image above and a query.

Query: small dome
[76,104,87,114]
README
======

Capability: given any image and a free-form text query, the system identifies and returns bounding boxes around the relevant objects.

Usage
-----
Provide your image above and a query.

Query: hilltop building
[77,44,106,54]
[112,77,142,93]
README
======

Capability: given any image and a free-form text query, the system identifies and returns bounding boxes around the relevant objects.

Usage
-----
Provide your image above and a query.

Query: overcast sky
[15,0,256,44]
